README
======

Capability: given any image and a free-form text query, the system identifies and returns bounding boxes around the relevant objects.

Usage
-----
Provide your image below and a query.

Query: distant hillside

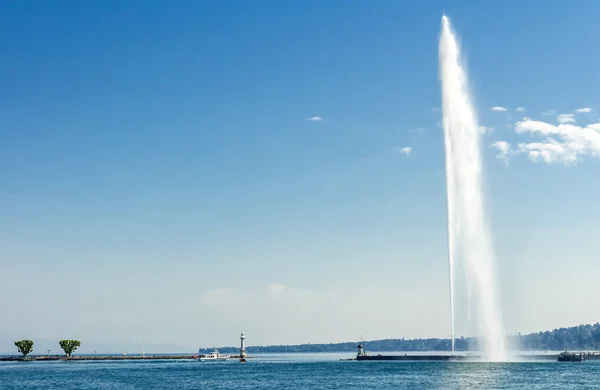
[199,323,600,354]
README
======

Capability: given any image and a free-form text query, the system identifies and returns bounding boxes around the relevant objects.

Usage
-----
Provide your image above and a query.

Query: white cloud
[512,118,600,164]
[516,107,526,112]
[517,139,578,164]
[491,140,511,161]
[491,106,507,112]
[307,116,322,121]
[541,109,556,116]
[557,114,575,124]
[397,146,412,156]
[479,126,494,134]
[575,107,593,114]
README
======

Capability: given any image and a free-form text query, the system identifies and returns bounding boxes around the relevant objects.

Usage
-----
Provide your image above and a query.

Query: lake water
[1,353,599,389]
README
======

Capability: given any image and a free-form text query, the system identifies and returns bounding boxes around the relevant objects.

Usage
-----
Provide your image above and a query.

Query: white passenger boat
[196,349,230,362]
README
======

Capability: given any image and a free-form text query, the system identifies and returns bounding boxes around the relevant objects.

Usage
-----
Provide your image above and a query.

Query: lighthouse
[240,332,247,362]
[357,334,365,358]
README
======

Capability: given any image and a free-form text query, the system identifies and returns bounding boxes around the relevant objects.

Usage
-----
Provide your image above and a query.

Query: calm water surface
[1,353,599,389]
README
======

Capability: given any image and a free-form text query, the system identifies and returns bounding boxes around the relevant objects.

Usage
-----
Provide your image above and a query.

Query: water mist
[439,15,507,361]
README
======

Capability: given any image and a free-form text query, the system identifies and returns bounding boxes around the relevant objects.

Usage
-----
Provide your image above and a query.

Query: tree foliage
[59,340,81,357]
[14,340,34,359]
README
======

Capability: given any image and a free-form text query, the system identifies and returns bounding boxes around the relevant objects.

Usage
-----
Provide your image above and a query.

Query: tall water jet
[439,15,507,361]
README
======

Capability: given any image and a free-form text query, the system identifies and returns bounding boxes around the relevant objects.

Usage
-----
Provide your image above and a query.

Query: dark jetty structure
[354,344,600,362]
[557,351,600,362]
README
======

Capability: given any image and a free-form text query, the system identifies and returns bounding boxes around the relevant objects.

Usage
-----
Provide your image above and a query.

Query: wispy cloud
[479,126,494,134]
[575,107,593,114]
[491,140,511,162]
[491,106,507,112]
[516,107,526,112]
[541,109,556,116]
[395,146,412,156]
[431,107,440,112]
[409,127,425,135]
[557,114,575,124]
[306,116,323,121]
[496,118,600,164]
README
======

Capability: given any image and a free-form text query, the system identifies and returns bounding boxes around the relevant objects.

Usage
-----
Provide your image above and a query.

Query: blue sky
[1,0,600,353]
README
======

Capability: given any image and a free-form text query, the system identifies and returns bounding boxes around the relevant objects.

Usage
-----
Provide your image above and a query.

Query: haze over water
[439,15,507,361]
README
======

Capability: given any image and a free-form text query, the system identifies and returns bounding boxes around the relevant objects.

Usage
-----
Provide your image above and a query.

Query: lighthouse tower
[240,332,247,362]
[357,334,365,358]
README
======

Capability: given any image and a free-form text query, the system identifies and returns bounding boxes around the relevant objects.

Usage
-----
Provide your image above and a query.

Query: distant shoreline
[4,322,599,358]
[199,322,600,354]
[0,354,251,362]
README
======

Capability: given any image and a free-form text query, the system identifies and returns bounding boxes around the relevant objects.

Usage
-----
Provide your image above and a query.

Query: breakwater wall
[356,354,558,361]
[0,355,248,362]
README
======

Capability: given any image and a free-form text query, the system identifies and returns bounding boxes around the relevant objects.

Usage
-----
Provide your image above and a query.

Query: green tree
[591,326,600,349]
[59,340,81,358]
[14,340,34,360]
